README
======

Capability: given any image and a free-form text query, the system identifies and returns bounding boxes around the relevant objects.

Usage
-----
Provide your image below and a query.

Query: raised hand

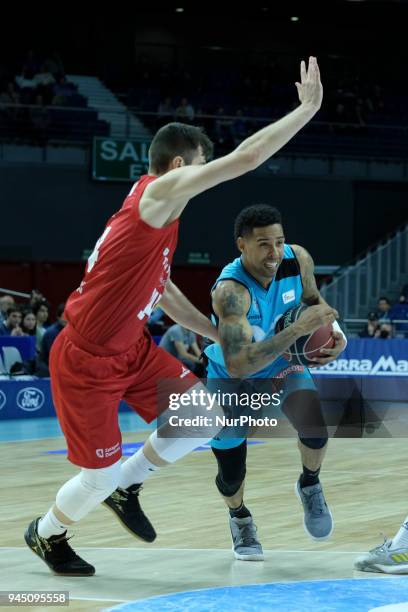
[295,56,323,114]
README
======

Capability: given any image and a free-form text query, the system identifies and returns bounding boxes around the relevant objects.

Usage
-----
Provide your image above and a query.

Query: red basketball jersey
[64,175,179,353]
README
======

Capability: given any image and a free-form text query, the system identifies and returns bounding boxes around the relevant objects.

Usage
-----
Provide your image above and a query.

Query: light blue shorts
[207,360,316,450]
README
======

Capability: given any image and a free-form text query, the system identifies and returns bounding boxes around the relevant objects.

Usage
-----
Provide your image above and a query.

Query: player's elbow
[234,148,262,172]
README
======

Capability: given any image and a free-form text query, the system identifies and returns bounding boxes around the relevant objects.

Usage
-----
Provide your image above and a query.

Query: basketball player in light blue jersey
[205,204,347,560]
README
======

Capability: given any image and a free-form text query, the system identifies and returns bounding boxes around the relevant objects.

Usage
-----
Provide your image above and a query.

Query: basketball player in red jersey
[25,57,327,576]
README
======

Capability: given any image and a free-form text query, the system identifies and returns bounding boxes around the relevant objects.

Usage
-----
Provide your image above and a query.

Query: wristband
[332,320,347,348]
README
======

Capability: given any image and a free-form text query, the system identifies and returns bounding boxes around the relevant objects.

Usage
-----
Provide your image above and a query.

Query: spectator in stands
[147,306,166,336]
[33,300,50,351]
[0,295,15,324]
[388,286,408,336]
[30,289,45,309]
[376,296,391,320]
[21,310,37,338]
[375,321,394,339]
[175,97,195,123]
[13,309,38,374]
[359,312,379,338]
[34,300,49,327]
[159,323,205,376]
[126,49,392,132]
[0,306,23,336]
[37,303,67,375]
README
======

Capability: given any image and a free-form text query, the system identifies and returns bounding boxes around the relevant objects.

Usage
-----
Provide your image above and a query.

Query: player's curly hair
[149,122,213,174]
[234,204,282,241]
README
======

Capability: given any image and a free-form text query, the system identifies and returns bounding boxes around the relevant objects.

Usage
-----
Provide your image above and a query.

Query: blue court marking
[45,440,265,456]
[105,578,408,612]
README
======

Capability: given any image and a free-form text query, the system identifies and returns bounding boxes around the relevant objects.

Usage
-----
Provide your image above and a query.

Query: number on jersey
[87,226,112,273]
[138,288,161,321]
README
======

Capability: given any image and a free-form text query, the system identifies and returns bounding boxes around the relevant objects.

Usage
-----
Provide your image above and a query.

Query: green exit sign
[92,138,150,182]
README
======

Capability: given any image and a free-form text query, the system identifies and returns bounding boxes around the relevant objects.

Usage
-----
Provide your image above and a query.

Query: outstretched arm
[159,279,218,343]
[140,57,323,227]
[213,279,337,377]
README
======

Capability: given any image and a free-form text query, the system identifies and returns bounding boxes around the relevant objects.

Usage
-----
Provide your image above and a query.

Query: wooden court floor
[1,432,407,611]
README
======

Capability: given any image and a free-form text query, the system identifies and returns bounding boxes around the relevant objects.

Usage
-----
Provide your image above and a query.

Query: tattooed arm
[212,279,337,377]
[291,244,328,306]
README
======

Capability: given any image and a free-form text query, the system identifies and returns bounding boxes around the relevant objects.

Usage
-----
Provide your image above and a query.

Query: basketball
[275,304,335,366]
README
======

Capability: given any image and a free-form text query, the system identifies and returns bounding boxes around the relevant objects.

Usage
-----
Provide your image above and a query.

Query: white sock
[391,516,408,550]
[118,449,159,489]
[38,508,71,539]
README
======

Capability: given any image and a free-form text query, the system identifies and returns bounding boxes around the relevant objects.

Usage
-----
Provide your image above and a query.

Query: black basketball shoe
[24,518,95,576]
[103,484,157,543]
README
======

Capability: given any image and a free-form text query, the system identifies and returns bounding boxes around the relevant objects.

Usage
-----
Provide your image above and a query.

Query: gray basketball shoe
[354,538,408,574]
[229,516,264,561]
[295,478,333,540]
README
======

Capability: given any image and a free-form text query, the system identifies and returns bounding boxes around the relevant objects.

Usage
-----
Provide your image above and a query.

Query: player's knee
[80,460,121,497]
[212,441,247,498]
[55,460,121,522]
[215,470,245,498]
[299,436,328,450]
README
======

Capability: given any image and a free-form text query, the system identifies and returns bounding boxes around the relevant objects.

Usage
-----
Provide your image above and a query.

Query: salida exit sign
[92,137,150,182]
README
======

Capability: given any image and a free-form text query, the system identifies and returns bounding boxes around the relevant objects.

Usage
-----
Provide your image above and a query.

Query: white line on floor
[0,546,367,554]
[68,596,128,603]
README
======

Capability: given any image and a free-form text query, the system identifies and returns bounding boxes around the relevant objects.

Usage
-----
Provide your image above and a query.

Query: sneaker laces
[307,489,327,516]
[238,523,259,547]
[128,484,143,497]
[111,489,129,504]
[116,485,147,519]
[46,533,79,563]
[110,485,140,507]
[370,534,392,554]
[117,484,142,501]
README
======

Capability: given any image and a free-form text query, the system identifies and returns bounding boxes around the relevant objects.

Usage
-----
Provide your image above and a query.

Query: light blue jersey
[205,244,304,378]
[205,244,315,449]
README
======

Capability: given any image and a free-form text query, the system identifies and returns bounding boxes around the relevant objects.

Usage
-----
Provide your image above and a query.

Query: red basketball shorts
[50,325,197,468]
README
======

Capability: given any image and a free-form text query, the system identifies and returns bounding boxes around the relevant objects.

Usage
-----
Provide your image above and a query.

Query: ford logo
[0,390,6,410]
[17,387,45,412]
